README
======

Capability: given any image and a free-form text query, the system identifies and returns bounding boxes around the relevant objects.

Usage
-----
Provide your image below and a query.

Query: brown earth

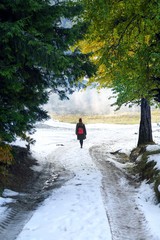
[0,146,38,193]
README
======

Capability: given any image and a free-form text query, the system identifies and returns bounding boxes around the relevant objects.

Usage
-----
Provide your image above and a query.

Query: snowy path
[16,143,112,240]
[90,145,153,240]
[0,161,71,240]
[1,121,160,240]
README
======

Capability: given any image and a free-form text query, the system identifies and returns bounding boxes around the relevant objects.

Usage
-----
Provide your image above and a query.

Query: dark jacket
[76,123,87,140]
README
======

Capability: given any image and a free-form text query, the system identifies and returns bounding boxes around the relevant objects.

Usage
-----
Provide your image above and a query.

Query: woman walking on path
[76,118,87,148]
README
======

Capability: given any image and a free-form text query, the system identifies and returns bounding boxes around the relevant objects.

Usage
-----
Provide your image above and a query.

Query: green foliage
[79,0,160,107]
[78,0,160,146]
[20,132,36,151]
[0,0,95,142]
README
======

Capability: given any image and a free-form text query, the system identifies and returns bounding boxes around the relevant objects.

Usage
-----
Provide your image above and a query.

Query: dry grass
[51,110,160,124]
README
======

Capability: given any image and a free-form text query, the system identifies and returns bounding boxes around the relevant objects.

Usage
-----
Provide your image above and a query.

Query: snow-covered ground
[0,120,160,240]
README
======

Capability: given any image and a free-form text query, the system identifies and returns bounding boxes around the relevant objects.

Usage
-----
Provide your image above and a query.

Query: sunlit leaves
[78,0,160,107]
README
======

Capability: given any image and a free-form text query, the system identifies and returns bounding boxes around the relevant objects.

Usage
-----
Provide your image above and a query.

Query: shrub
[154,177,160,202]
[0,144,13,165]
[132,146,160,203]
[0,143,14,189]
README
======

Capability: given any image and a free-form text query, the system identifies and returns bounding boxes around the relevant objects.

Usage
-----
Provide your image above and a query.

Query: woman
[75,118,87,148]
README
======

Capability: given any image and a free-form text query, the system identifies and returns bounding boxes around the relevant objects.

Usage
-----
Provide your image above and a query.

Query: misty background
[44,88,140,115]
[44,15,140,116]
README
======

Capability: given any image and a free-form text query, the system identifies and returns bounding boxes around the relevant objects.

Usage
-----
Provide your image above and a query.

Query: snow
[2,189,20,197]
[137,182,160,239]
[146,144,160,170]
[0,197,14,205]
[1,120,160,239]
[148,154,160,170]
[146,144,160,152]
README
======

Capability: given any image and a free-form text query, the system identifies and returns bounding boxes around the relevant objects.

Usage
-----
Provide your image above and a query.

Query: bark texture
[137,98,153,146]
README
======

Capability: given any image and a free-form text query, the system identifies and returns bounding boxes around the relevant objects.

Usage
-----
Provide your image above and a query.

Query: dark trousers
[80,139,83,148]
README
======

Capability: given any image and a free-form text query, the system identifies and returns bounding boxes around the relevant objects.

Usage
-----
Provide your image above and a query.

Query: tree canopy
[0,0,95,143]
[78,0,160,107]
[77,0,160,146]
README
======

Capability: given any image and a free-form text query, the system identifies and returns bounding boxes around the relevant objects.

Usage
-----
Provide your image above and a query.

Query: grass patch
[51,109,160,124]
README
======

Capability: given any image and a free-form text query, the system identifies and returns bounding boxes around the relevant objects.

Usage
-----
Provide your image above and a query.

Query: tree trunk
[137,98,153,146]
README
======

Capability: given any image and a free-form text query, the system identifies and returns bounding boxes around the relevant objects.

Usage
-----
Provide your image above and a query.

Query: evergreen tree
[0,0,94,142]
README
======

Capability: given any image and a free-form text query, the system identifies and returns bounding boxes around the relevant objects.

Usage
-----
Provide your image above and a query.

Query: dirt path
[90,144,153,240]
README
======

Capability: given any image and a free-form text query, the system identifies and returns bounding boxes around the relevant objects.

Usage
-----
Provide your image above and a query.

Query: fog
[44,88,140,115]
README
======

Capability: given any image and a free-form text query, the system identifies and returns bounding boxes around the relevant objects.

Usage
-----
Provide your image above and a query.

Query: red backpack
[78,127,84,135]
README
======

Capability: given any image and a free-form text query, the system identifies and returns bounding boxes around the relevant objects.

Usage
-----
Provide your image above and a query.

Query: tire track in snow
[90,145,154,240]
[0,162,71,240]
